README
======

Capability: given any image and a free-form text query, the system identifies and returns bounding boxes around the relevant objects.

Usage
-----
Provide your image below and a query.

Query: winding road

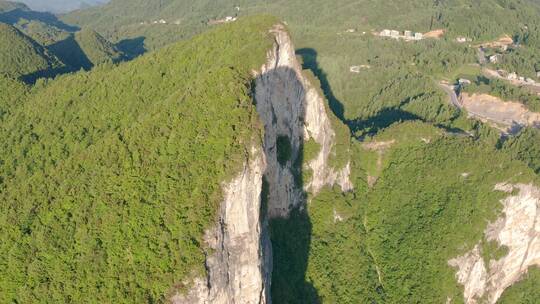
[438,82,462,108]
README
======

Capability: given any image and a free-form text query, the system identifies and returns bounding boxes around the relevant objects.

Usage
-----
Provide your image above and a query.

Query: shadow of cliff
[297,48,345,123]
[48,35,93,71]
[20,65,72,84]
[255,66,320,303]
[117,37,147,59]
[296,48,468,140]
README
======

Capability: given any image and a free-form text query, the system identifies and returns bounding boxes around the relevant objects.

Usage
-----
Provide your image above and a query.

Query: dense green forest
[61,0,540,127]
[0,22,61,78]
[498,267,540,303]
[0,16,275,303]
[2,0,540,302]
[49,28,125,71]
[0,0,125,78]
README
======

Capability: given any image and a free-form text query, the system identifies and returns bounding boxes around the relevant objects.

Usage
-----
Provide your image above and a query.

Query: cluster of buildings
[139,19,182,25]
[208,16,238,25]
[506,72,538,84]
[456,36,472,43]
[378,29,424,41]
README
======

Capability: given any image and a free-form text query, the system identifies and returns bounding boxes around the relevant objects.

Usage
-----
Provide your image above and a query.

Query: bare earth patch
[460,93,540,130]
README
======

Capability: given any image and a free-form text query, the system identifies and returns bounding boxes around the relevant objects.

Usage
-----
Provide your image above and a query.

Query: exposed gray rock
[254,24,352,218]
[171,147,270,304]
[449,183,540,304]
[172,23,351,303]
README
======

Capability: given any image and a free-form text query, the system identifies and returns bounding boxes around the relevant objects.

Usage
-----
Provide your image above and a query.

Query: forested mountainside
[0,16,275,303]
[17,0,106,13]
[49,28,124,71]
[2,0,540,303]
[0,0,125,78]
[0,22,62,78]
[0,0,25,12]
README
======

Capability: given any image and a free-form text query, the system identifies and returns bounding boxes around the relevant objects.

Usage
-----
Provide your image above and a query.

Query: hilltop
[0,22,61,79]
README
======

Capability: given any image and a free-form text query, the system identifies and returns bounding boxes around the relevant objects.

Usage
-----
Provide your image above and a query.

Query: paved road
[438,82,462,108]
[477,47,487,65]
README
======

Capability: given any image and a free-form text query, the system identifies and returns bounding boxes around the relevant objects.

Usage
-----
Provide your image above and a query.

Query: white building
[390,30,400,37]
[404,30,413,38]
[489,54,501,63]
[414,32,423,40]
[380,29,391,37]
[508,72,518,80]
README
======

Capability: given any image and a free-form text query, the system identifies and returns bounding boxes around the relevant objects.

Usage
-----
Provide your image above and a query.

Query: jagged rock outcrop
[449,183,540,304]
[171,147,271,304]
[254,24,352,218]
[172,23,351,303]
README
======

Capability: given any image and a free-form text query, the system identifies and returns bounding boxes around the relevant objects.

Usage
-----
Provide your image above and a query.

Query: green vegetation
[0,22,61,79]
[0,16,276,303]
[49,29,124,71]
[502,127,540,174]
[0,0,27,13]
[4,0,540,301]
[481,240,509,264]
[304,189,385,304]
[14,19,71,46]
[494,47,540,79]
[74,29,124,66]
[0,75,27,120]
[364,134,537,303]
[273,120,539,303]
[499,267,540,304]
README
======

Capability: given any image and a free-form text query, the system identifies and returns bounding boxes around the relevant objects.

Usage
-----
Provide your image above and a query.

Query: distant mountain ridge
[18,0,108,13]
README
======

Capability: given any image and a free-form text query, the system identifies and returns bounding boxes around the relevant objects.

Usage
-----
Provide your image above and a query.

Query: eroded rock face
[449,183,540,304]
[254,24,352,218]
[172,23,351,303]
[171,147,270,304]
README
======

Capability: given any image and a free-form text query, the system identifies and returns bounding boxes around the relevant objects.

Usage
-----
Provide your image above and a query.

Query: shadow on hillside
[297,48,346,122]
[48,35,93,71]
[0,8,79,32]
[296,48,468,140]
[117,36,147,59]
[255,65,320,303]
[20,65,72,84]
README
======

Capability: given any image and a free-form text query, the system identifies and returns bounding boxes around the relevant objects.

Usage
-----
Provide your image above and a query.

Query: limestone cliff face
[449,183,540,304]
[172,24,350,303]
[171,147,270,304]
[254,24,352,218]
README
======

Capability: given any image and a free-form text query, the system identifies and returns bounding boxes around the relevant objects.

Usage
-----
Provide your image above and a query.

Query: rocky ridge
[172,23,351,304]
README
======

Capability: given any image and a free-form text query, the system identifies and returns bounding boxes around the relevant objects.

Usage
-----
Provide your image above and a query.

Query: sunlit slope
[0,16,275,303]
